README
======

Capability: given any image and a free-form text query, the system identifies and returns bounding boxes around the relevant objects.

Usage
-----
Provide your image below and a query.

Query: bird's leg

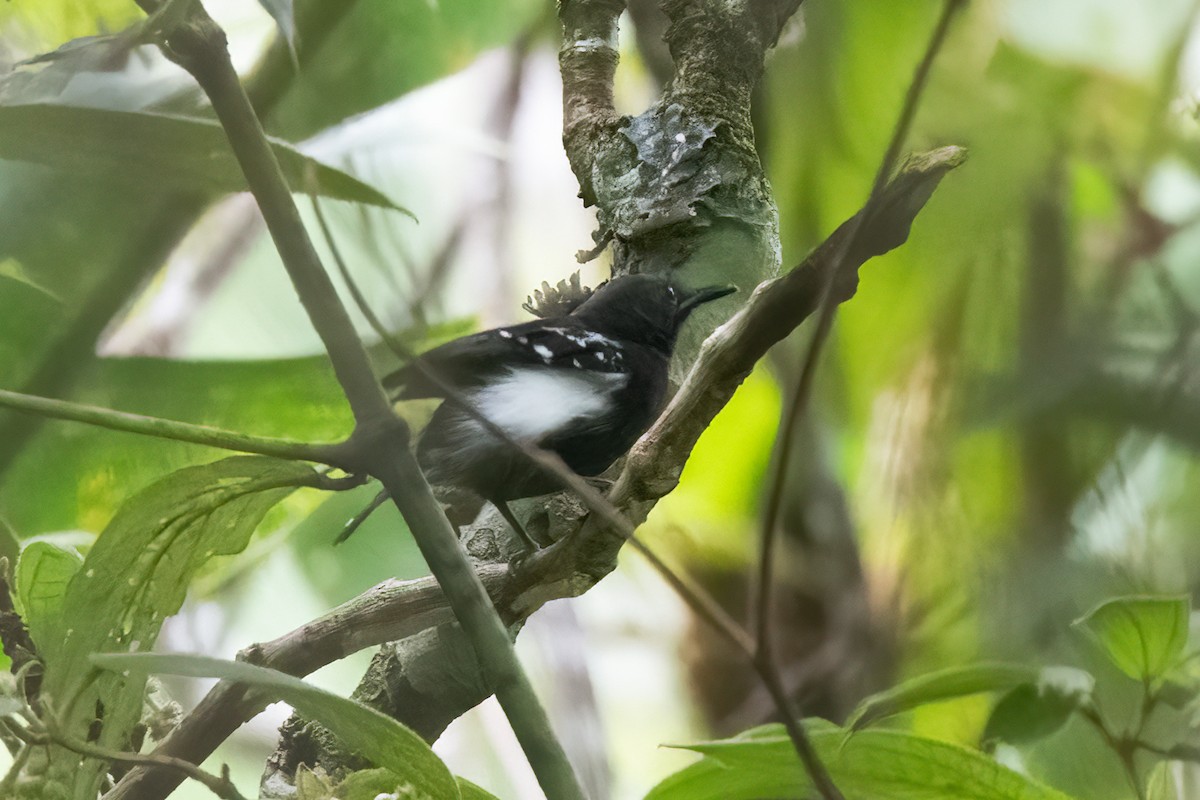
[333,487,391,545]
[493,499,544,551]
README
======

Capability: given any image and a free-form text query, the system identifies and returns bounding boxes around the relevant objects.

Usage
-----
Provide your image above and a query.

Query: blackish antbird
[383,272,736,548]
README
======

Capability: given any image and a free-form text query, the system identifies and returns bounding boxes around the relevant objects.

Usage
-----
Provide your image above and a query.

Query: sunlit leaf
[1147,761,1179,800]
[41,457,316,797]
[0,105,408,211]
[1074,595,1191,683]
[13,540,83,650]
[647,721,1077,800]
[295,764,335,800]
[847,663,1038,732]
[92,652,460,800]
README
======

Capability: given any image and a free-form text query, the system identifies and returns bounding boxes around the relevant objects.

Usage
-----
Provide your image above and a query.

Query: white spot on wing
[532,344,554,362]
[498,329,513,339]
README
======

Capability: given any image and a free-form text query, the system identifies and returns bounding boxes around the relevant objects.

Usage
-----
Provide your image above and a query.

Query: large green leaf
[92,652,460,800]
[1074,595,1191,683]
[39,456,316,797]
[646,721,1077,800]
[13,541,83,652]
[847,663,1038,732]
[266,0,545,139]
[0,104,406,211]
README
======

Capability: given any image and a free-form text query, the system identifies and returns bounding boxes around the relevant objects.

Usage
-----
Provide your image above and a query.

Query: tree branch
[0,389,352,468]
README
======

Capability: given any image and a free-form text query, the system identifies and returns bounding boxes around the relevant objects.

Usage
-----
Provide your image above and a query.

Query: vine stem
[0,388,352,467]
[754,0,965,651]
[133,3,586,798]
[747,2,965,795]
[5,717,248,800]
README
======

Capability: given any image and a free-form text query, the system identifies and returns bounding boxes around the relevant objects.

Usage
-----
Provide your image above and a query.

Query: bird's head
[571,273,737,353]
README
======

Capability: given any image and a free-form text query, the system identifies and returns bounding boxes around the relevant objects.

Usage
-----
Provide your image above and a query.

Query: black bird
[370,273,735,548]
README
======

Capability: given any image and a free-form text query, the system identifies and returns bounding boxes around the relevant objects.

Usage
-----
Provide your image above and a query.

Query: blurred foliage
[1,0,1200,798]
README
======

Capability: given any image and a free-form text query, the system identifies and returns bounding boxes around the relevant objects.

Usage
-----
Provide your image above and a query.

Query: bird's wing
[385,321,626,400]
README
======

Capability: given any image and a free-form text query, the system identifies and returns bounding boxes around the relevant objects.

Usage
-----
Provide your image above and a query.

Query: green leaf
[983,667,1095,747]
[14,541,83,649]
[1074,595,1191,683]
[40,456,315,797]
[0,104,409,212]
[983,685,1076,747]
[846,662,1038,732]
[92,652,460,800]
[0,258,61,302]
[647,721,1077,800]
[295,764,336,800]
[1147,761,1179,800]
[457,776,503,800]
[257,0,297,58]
[332,768,497,800]
[333,768,404,800]
[266,0,545,139]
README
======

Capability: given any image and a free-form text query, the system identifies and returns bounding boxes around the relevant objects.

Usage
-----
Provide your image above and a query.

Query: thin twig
[755,0,965,651]
[626,537,754,655]
[0,389,353,468]
[750,2,965,795]
[7,719,248,800]
[628,537,837,796]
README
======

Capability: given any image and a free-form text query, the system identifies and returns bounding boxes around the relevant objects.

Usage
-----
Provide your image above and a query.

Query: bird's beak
[678,284,737,315]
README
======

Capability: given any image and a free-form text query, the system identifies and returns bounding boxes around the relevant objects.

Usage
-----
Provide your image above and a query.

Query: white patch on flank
[470,367,625,440]
[532,344,554,362]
